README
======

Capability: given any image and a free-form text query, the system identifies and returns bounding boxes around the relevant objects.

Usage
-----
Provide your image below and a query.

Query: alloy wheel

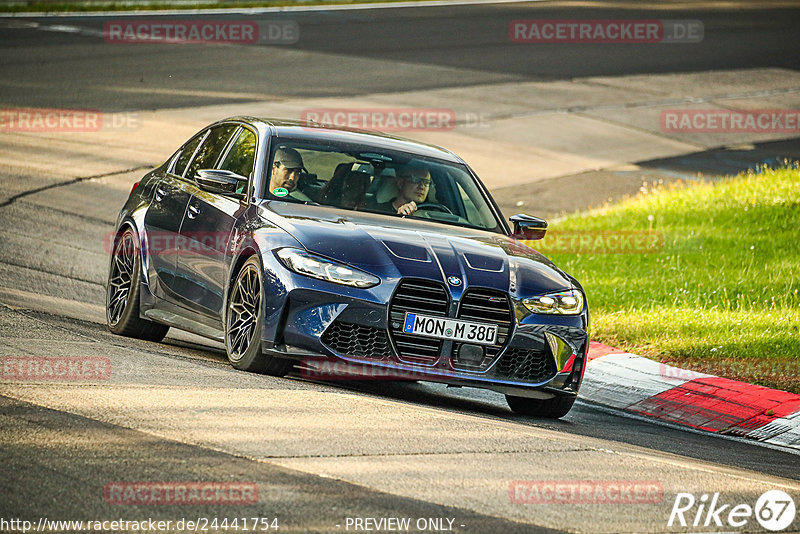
[107,230,136,326]
[227,263,262,361]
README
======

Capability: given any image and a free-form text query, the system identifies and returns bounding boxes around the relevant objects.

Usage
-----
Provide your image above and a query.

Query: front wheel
[506,394,576,418]
[106,227,169,342]
[226,256,292,376]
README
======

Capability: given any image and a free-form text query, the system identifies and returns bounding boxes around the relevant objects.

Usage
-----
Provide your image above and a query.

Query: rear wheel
[506,394,576,418]
[226,256,292,376]
[106,227,169,342]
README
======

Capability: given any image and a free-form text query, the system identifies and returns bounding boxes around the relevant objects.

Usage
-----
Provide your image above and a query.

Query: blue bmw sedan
[106,117,589,418]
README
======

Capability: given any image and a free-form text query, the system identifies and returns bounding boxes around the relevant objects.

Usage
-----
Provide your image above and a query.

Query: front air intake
[388,279,448,364]
[321,321,391,361]
[493,348,557,383]
[452,288,514,370]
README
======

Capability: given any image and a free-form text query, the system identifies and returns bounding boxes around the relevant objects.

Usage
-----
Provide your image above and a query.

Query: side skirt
[143,308,225,342]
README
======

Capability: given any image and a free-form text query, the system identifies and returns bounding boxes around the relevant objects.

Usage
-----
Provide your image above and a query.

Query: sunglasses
[406,175,431,186]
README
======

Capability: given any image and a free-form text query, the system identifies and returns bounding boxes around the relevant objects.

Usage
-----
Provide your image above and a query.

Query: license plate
[402,313,497,345]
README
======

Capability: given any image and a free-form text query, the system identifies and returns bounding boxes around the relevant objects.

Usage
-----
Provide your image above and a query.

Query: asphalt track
[1,1,799,109]
[1,1,800,533]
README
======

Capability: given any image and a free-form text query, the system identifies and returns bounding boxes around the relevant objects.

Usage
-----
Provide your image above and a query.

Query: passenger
[317,165,370,210]
[267,147,313,202]
[371,164,431,216]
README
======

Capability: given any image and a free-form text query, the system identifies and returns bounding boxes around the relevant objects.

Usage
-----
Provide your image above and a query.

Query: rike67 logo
[668,490,796,531]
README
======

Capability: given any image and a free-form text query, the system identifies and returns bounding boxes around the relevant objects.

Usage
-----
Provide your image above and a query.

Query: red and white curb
[581,342,800,450]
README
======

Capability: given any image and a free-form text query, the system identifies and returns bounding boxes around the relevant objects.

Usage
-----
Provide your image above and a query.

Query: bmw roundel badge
[448,276,462,286]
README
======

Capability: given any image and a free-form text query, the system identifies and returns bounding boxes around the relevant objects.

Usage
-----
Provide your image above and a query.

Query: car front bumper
[260,282,588,399]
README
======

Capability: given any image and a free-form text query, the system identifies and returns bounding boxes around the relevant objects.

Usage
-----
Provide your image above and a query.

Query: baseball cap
[274,147,306,171]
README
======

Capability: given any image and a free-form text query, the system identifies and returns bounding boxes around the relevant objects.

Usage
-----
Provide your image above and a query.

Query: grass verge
[535,164,800,393]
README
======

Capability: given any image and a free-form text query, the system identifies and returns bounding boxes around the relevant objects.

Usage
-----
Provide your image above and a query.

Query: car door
[143,129,206,301]
[172,123,249,320]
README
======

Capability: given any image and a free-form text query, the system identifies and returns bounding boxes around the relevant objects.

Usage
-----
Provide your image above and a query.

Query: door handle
[154,187,167,202]
[187,204,200,219]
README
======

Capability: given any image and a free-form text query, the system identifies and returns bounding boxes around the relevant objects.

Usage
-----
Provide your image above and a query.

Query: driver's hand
[396,201,417,216]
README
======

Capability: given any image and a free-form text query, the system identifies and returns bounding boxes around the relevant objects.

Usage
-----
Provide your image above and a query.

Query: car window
[184,124,239,181]
[457,180,482,223]
[264,140,502,233]
[172,132,205,177]
[219,127,256,178]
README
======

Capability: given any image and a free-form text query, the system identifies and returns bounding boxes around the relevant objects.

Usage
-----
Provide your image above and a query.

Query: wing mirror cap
[509,213,547,240]
[195,169,247,198]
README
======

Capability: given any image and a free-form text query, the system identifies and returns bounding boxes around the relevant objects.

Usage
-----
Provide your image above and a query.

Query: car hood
[259,202,574,297]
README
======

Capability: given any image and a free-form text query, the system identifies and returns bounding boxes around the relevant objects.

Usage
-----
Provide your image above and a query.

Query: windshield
[263,139,503,233]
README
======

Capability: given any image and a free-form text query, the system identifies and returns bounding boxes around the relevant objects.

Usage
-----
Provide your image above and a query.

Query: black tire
[506,394,576,418]
[106,227,170,342]
[226,256,292,376]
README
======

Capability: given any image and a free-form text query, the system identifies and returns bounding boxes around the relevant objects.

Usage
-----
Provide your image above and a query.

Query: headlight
[523,289,584,315]
[275,248,379,288]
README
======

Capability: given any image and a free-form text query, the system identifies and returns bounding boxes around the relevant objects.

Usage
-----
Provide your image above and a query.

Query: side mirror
[195,169,247,199]
[509,214,547,240]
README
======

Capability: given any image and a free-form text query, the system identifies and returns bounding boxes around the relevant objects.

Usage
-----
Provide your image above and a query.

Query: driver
[267,147,313,202]
[375,164,431,216]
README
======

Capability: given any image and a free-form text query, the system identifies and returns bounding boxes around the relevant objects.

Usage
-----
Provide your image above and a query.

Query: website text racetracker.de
[509,19,703,43]
[0,108,141,132]
[301,108,456,132]
[1,517,279,533]
[104,482,257,506]
[103,20,299,45]
[661,109,800,133]
[1,356,111,381]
